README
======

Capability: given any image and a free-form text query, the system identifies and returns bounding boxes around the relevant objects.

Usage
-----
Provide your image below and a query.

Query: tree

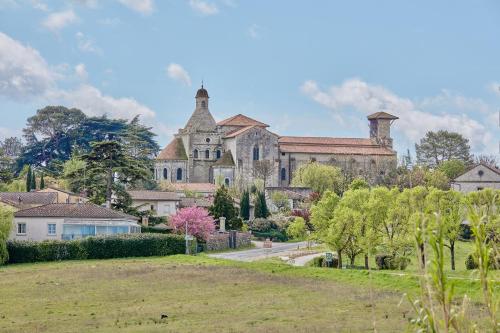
[253,160,274,187]
[424,169,449,190]
[62,156,87,194]
[474,154,498,168]
[291,162,344,195]
[287,217,307,240]
[415,130,472,167]
[80,141,149,208]
[30,169,36,191]
[254,191,269,218]
[271,191,290,212]
[426,189,463,270]
[40,173,45,189]
[25,165,32,192]
[209,186,238,221]
[170,207,215,241]
[438,159,466,180]
[348,177,370,190]
[0,205,13,265]
[240,190,250,220]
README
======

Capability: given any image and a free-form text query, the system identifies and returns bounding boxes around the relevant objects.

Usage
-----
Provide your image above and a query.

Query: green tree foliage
[62,156,87,194]
[0,205,14,265]
[423,169,449,190]
[348,176,370,190]
[209,185,238,222]
[40,173,45,189]
[291,162,344,195]
[18,107,159,175]
[30,169,36,191]
[25,165,32,192]
[438,159,466,180]
[254,191,270,218]
[0,137,23,183]
[77,141,150,209]
[287,217,307,240]
[271,191,290,212]
[415,130,472,167]
[240,190,250,220]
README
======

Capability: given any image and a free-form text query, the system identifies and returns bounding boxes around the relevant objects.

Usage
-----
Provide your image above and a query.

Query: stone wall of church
[155,160,188,183]
[233,127,279,187]
[186,132,223,183]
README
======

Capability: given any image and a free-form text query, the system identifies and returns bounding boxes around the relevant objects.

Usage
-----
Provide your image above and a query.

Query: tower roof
[367,111,399,120]
[195,85,209,98]
[157,138,188,160]
[217,114,269,127]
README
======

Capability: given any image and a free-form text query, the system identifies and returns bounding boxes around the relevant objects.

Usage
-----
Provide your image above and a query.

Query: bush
[252,230,288,242]
[465,252,499,270]
[465,253,478,270]
[248,218,273,232]
[375,254,409,270]
[141,226,171,234]
[227,217,243,231]
[7,234,191,264]
[310,255,338,268]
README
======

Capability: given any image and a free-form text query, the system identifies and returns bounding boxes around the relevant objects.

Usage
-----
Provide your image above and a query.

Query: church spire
[184,85,216,132]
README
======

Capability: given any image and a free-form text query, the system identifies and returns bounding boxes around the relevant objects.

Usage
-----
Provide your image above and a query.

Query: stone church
[155,86,398,187]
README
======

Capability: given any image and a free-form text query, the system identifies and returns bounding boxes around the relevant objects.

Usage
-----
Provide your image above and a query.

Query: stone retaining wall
[206,232,251,251]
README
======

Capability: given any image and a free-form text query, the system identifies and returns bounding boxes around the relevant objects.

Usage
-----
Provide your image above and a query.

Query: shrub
[465,252,499,270]
[248,218,273,232]
[465,253,478,270]
[227,217,243,231]
[252,230,288,242]
[7,234,190,264]
[310,255,338,268]
[287,217,307,240]
[375,254,409,270]
[141,225,171,234]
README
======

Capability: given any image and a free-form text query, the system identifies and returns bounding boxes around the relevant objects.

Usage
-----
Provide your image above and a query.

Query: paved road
[208,241,309,262]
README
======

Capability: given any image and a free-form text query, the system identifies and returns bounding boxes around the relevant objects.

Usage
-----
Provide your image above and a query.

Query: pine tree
[26,165,32,192]
[209,186,237,221]
[30,169,36,191]
[240,190,250,220]
[254,191,269,218]
[40,173,45,189]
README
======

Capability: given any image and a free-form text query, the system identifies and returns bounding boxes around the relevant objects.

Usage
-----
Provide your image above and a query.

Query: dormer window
[201,101,206,108]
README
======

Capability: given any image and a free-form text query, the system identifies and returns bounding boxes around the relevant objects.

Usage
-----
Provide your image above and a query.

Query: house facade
[155,86,398,187]
[451,163,500,193]
[128,190,180,217]
[10,203,140,241]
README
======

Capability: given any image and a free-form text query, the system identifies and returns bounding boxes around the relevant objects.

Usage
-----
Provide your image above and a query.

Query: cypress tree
[40,173,45,189]
[30,169,36,190]
[240,190,250,220]
[209,186,237,221]
[26,165,32,192]
[254,191,269,218]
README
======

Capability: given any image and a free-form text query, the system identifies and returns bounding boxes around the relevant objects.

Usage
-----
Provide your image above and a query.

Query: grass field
[0,253,497,333]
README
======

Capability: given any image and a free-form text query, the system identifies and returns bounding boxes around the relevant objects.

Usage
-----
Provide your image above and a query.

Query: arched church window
[176,168,182,181]
[163,168,168,180]
[201,101,206,108]
[253,146,259,161]
[216,150,221,159]
[193,149,198,159]
[205,149,210,159]
[281,168,286,181]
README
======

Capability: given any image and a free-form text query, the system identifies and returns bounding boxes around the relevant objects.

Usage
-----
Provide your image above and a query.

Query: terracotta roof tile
[14,203,138,220]
[0,192,57,206]
[179,197,213,208]
[279,144,396,156]
[224,125,256,138]
[367,112,399,120]
[128,191,180,201]
[157,138,188,160]
[279,136,373,146]
[217,114,269,127]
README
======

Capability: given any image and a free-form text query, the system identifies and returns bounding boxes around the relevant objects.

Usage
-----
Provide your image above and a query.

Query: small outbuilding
[451,163,500,193]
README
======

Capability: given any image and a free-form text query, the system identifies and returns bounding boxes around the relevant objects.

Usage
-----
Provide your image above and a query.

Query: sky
[0,0,499,159]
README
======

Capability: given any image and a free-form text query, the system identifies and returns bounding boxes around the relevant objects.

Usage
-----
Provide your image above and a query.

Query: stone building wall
[155,160,188,183]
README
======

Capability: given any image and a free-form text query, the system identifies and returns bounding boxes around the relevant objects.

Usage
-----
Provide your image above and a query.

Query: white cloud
[189,0,218,16]
[488,81,500,97]
[301,78,496,153]
[75,31,101,54]
[31,0,48,11]
[99,17,121,26]
[74,63,87,80]
[47,84,155,120]
[118,0,154,15]
[73,0,98,8]
[248,24,260,39]
[166,63,191,86]
[42,9,78,32]
[0,32,56,99]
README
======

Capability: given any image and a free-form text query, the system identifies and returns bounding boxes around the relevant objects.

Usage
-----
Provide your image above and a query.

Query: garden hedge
[7,233,194,264]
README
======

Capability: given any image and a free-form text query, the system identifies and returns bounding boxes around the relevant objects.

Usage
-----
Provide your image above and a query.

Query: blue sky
[0,0,499,158]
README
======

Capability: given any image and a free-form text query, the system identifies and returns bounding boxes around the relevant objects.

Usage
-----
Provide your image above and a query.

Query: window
[201,101,206,108]
[193,149,198,158]
[478,170,484,177]
[224,178,230,186]
[253,146,259,161]
[216,150,221,159]
[150,205,154,211]
[176,168,183,180]
[17,223,26,234]
[47,223,56,235]
[281,168,286,181]
[281,152,285,156]
[205,149,210,159]
[163,168,168,179]
[205,137,211,143]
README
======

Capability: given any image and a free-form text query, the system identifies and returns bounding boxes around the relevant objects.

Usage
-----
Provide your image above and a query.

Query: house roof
[278,136,396,156]
[367,112,399,120]
[157,138,188,160]
[452,162,500,182]
[213,150,235,167]
[15,203,139,220]
[217,114,269,128]
[0,192,57,206]
[128,190,180,201]
[172,183,216,193]
[37,186,85,197]
[224,125,256,138]
[179,197,213,208]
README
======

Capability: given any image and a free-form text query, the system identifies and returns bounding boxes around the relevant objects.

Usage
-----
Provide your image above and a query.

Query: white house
[451,163,500,193]
[128,190,180,217]
[10,203,140,241]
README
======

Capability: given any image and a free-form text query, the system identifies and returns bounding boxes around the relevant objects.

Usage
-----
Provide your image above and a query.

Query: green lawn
[0,254,496,332]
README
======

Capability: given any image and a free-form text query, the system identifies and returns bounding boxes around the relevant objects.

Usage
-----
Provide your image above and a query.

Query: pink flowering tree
[169,207,215,241]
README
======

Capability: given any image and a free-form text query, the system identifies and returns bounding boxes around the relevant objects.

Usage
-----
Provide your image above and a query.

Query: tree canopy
[291,162,344,195]
[415,130,472,167]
